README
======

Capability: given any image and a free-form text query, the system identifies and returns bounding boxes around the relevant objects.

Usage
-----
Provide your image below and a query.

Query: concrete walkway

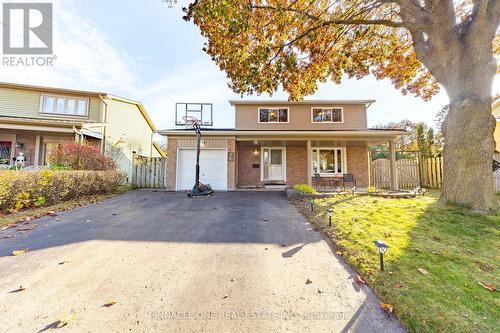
[0,191,404,332]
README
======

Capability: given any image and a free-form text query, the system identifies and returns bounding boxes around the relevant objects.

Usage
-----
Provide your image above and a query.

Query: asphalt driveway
[0,191,404,332]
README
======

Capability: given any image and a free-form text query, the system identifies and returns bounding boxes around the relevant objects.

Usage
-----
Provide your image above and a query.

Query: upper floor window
[312,107,343,123]
[258,107,289,123]
[41,95,88,117]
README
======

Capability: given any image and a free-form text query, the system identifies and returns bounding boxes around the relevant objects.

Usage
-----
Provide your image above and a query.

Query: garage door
[177,149,228,191]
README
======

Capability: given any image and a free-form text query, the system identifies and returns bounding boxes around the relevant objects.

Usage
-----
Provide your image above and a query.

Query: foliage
[184,0,499,210]
[49,144,116,171]
[292,184,317,194]
[0,170,126,211]
[305,193,499,332]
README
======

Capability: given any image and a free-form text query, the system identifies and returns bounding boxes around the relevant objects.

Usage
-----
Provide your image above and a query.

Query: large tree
[184,0,500,211]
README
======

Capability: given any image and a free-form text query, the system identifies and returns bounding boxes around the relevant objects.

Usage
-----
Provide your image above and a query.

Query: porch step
[264,184,287,190]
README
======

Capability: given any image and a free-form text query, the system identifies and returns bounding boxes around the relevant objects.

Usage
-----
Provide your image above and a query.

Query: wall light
[253,148,259,155]
[14,141,24,149]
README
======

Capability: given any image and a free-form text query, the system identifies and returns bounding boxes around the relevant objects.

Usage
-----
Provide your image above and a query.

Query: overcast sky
[1,0,498,130]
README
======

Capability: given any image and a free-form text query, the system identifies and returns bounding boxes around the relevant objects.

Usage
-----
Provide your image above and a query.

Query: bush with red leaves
[50,143,116,171]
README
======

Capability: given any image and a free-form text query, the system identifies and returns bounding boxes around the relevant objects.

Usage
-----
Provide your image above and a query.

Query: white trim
[175,147,228,191]
[260,147,286,182]
[310,147,347,177]
[0,123,75,133]
[39,93,90,118]
[311,107,344,124]
[257,107,290,124]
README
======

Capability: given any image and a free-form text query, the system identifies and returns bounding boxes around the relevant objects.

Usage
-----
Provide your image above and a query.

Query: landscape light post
[373,240,389,272]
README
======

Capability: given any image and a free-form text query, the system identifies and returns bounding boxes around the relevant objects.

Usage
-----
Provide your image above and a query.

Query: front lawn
[296,192,499,333]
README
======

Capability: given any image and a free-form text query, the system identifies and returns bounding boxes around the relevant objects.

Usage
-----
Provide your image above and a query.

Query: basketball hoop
[182,116,200,129]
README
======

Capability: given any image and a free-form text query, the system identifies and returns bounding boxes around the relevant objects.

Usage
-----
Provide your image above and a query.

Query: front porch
[236,137,399,191]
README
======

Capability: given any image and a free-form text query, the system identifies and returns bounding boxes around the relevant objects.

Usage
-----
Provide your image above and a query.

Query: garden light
[327,208,333,227]
[373,240,389,272]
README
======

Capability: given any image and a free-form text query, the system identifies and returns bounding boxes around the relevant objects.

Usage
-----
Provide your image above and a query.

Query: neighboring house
[493,98,500,151]
[0,82,165,181]
[159,100,404,191]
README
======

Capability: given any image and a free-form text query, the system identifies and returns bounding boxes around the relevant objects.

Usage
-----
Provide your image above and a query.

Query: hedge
[0,170,126,211]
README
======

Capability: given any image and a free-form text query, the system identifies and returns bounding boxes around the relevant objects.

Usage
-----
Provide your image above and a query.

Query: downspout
[99,95,109,154]
[73,126,84,144]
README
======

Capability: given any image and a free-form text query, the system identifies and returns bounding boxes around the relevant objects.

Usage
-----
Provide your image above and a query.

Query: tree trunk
[441,97,497,211]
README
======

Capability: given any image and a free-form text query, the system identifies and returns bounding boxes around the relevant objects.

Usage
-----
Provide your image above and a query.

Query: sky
[0,0,498,131]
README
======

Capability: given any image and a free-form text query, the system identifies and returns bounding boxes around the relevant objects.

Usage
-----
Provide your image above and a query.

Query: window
[41,95,88,116]
[312,148,345,175]
[0,141,12,165]
[312,107,343,123]
[259,108,289,123]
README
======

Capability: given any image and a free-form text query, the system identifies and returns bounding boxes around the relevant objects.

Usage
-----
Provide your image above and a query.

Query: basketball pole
[194,123,201,195]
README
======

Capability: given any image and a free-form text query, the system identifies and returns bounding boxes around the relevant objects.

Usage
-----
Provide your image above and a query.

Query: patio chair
[342,173,356,189]
[314,173,327,190]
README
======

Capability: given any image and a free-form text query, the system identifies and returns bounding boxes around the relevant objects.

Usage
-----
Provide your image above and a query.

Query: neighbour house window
[0,141,12,165]
[41,95,89,116]
[259,108,289,123]
[312,107,343,123]
[312,148,345,175]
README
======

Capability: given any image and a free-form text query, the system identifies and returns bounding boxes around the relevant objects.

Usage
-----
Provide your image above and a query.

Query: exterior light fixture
[327,208,333,227]
[373,240,389,272]
[253,148,259,155]
[200,140,206,148]
[14,141,24,149]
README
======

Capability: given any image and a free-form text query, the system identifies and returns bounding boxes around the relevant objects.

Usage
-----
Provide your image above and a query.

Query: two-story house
[159,100,404,191]
[0,82,165,181]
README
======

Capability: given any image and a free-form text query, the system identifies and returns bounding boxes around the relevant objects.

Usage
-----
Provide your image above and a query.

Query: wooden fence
[370,158,420,189]
[420,156,443,189]
[131,155,168,189]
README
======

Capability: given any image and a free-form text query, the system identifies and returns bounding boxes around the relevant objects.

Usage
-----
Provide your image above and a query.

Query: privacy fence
[131,155,168,189]
[370,153,500,192]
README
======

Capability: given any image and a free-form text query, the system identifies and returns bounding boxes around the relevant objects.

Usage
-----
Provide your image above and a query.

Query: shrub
[0,170,126,212]
[49,143,116,171]
[292,184,317,194]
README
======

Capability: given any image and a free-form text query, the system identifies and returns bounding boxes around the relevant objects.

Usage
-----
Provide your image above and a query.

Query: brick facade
[237,145,261,187]
[13,133,37,166]
[346,146,369,187]
[285,146,308,185]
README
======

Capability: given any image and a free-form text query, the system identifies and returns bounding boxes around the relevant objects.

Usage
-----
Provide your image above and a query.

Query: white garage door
[177,149,228,191]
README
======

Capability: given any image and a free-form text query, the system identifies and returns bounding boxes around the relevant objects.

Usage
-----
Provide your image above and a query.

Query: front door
[262,148,285,181]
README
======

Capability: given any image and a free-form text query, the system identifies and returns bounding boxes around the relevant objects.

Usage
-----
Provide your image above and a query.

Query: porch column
[34,135,41,166]
[306,140,312,186]
[389,140,398,190]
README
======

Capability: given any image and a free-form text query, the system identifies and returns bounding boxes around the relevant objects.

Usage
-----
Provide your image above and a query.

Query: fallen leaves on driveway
[103,300,117,307]
[305,278,312,284]
[12,249,29,256]
[17,224,37,232]
[58,260,71,265]
[11,286,27,293]
[56,313,76,328]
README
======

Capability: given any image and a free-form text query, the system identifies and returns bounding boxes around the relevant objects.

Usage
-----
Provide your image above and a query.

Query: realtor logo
[2,3,53,54]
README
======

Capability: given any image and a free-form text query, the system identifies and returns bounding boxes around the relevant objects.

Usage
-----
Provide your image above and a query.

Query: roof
[0,81,158,133]
[229,99,376,107]
[0,81,104,97]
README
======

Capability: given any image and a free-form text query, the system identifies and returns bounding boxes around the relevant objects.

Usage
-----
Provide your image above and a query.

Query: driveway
[0,191,404,332]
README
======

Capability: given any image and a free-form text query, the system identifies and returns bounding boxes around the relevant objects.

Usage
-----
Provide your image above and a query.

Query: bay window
[41,95,89,116]
[312,148,346,175]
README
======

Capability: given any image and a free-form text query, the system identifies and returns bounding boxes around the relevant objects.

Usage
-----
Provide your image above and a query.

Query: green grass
[0,185,130,229]
[298,192,500,332]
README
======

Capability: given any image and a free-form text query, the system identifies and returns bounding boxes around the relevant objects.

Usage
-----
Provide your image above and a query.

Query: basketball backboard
[175,103,213,126]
